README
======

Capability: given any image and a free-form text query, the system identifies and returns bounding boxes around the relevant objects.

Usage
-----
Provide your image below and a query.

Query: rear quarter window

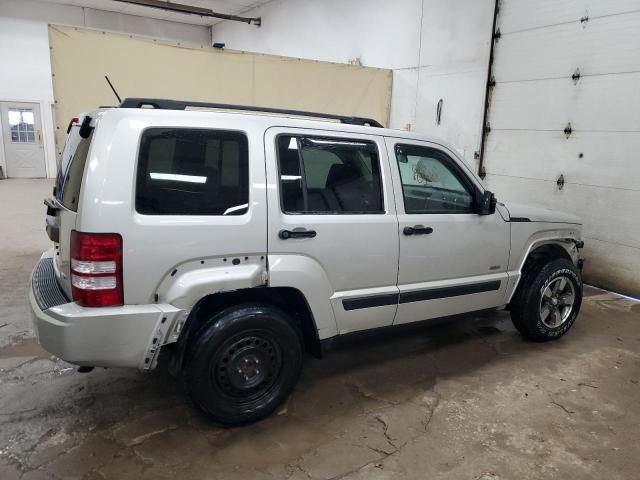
[135,128,249,216]
[58,129,92,212]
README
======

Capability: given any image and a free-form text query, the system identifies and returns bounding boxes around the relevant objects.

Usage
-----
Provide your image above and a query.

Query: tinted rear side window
[59,129,92,212]
[277,135,383,214]
[136,128,249,216]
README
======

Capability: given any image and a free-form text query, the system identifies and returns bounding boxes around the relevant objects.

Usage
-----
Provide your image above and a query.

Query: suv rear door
[386,137,510,325]
[48,116,94,297]
[265,127,399,337]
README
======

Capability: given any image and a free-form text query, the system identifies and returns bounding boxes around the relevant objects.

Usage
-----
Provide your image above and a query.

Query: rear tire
[510,258,582,342]
[183,304,303,426]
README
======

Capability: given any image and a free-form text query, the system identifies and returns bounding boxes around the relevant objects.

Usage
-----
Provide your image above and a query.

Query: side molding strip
[342,293,399,311]
[341,280,502,311]
[399,280,501,304]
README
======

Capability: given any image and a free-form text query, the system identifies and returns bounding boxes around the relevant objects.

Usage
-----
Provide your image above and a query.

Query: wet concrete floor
[1,179,640,480]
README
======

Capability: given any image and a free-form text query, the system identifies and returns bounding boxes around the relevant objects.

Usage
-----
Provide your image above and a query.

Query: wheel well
[178,287,322,362]
[522,243,572,276]
[511,243,572,305]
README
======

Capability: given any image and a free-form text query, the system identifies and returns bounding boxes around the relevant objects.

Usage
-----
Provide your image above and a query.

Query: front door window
[395,144,474,214]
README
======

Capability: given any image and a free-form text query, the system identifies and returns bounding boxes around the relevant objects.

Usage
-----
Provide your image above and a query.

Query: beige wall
[49,25,392,155]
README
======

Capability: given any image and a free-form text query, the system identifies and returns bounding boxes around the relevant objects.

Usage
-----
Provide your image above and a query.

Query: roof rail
[119,97,383,128]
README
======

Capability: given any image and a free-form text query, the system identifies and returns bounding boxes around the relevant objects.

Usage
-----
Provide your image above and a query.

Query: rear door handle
[403,225,433,236]
[279,228,317,240]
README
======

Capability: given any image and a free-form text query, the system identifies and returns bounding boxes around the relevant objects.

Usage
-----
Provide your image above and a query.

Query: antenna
[105,76,122,103]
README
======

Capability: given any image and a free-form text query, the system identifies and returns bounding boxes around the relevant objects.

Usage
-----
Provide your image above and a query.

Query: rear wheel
[510,258,582,341]
[183,304,303,426]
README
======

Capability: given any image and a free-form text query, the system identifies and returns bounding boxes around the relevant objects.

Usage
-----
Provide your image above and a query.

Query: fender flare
[507,235,581,303]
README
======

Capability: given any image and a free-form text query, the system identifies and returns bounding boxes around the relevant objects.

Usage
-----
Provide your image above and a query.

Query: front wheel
[183,304,303,426]
[510,258,582,341]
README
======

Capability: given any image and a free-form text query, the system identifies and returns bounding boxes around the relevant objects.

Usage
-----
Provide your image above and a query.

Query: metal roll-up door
[482,0,640,297]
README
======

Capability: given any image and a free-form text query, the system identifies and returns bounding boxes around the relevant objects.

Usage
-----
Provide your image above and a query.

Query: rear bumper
[30,251,180,370]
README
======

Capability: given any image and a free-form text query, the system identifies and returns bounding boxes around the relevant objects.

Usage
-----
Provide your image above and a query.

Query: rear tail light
[70,230,123,307]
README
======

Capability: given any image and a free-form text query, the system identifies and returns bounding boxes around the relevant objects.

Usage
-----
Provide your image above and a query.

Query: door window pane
[277,135,383,214]
[136,128,249,216]
[395,145,475,214]
[8,108,36,144]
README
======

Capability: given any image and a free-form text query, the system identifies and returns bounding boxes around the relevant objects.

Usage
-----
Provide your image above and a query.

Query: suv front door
[386,138,510,325]
[265,128,399,337]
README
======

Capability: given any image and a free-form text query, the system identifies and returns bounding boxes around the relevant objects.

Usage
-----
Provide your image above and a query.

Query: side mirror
[478,190,497,215]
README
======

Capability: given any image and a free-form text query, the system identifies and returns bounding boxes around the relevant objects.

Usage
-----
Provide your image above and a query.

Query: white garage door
[483,0,640,297]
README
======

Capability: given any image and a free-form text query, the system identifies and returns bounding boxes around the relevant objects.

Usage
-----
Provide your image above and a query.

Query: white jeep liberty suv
[30,98,584,426]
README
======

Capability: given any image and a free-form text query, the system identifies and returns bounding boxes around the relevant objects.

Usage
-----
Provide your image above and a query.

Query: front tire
[510,258,582,342]
[183,304,303,426]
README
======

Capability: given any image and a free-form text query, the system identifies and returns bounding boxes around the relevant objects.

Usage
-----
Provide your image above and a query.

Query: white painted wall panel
[419,0,494,71]
[0,0,209,44]
[415,69,488,159]
[213,0,495,167]
[389,69,419,131]
[213,0,423,70]
[498,0,640,33]
[495,11,640,81]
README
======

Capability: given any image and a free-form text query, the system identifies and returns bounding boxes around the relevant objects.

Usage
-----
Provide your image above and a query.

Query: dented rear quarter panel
[76,109,269,306]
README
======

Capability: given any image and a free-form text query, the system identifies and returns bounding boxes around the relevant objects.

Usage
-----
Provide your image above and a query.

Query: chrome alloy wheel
[539,276,576,328]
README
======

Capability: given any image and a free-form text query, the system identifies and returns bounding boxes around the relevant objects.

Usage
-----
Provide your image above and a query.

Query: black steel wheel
[211,331,282,402]
[183,304,303,426]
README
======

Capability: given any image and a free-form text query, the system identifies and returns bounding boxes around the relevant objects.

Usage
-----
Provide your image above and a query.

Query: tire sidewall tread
[183,303,303,426]
[510,258,582,342]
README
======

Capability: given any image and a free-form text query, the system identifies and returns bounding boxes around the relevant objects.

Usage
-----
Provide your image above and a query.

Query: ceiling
[38,0,270,25]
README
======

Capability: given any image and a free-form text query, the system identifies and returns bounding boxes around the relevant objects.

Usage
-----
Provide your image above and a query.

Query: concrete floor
[1,179,640,480]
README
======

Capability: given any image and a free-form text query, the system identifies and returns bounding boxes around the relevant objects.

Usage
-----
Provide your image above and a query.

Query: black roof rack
[119,97,383,128]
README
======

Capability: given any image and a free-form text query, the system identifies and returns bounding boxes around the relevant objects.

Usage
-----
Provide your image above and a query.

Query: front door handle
[403,225,433,236]
[279,228,317,240]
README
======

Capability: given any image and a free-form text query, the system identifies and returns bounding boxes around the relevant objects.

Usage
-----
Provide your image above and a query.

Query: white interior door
[1,101,46,178]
